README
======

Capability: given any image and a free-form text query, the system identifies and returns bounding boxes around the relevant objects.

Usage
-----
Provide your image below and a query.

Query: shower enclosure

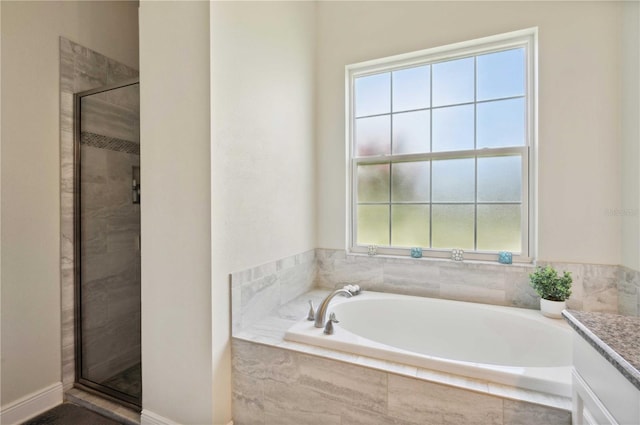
[74,78,141,408]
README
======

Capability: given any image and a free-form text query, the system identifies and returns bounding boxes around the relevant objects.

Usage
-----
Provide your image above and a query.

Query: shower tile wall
[80,86,140,383]
[60,37,138,390]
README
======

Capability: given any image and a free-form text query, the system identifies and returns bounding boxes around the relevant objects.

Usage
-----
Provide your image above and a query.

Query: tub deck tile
[264,409,341,425]
[232,339,299,384]
[263,378,342,423]
[296,352,388,414]
[388,374,503,425]
[232,371,265,425]
[341,407,420,425]
[416,368,490,394]
[503,399,571,425]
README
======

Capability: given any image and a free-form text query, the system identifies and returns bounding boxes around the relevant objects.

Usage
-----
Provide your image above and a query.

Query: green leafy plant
[529,265,572,301]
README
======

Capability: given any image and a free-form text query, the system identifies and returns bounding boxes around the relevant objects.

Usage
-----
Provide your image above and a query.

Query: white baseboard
[0,382,63,425]
[141,409,181,425]
[141,410,233,425]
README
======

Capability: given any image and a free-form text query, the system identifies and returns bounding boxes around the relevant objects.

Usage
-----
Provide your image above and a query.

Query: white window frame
[345,28,538,263]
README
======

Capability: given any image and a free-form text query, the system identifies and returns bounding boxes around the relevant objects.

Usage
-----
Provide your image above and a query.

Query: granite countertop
[563,310,640,391]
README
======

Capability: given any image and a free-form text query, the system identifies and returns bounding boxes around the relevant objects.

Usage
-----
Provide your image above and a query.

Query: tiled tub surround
[231,250,579,425]
[60,37,139,390]
[284,291,573,397]
[315,249,621,313]
[231,249,317,335]
[232,293,572,425]
[231,249,640,424]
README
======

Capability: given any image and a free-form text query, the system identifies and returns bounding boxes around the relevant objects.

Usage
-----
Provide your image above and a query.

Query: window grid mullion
[355,94,525,120]
[388,72,393,246]
[473,56,478,252]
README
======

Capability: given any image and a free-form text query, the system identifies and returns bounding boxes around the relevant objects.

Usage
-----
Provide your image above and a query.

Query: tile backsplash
[316,249,622,313]
[231,249,316,334]
[231,248,638,334]
[618,265,640,316]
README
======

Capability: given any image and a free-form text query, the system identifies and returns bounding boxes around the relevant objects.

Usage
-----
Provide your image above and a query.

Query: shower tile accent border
[231,339,571,425]
[81,131,140,155]
[230,249,316,335]
[59,37,138,391]
[315,248,621,313]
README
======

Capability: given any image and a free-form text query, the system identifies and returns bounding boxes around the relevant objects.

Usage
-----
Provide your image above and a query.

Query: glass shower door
[75,79,141,407]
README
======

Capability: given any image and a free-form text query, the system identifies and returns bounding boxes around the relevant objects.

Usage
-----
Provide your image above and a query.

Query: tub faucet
[314,285,360,328]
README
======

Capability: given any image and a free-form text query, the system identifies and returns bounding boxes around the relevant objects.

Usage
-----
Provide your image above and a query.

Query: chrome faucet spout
[314,288,356,328]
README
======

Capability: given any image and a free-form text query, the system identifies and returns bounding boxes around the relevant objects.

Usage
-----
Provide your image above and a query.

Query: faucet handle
[324,313,339,335]
[307,300,315,321]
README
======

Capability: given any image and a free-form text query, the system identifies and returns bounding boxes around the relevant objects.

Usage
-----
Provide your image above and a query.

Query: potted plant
[529,265,572,318]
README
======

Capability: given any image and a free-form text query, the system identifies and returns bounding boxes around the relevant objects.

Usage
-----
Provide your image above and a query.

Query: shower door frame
[73,77,141,409]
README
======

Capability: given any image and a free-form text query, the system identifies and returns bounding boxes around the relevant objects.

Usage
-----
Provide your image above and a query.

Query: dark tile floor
[102,362,141,400]
[22,403,124,425]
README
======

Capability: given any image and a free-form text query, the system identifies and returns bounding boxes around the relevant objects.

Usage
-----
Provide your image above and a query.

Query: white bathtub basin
[285,291,572,397]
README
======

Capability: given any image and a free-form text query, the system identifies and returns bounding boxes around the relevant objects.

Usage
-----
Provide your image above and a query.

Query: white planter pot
[540,298,566,319]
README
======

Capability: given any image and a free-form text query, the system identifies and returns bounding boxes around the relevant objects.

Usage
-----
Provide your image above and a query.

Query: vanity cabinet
[572,333,640,425]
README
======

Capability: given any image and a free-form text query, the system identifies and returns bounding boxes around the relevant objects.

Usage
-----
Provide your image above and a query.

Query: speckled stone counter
[563,310,640,391]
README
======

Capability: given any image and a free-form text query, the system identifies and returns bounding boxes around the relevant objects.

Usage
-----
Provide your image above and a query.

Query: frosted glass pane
[432,158,475,202]
[392,111,430,154]
[392,65,430,112]
[355,73,391,117]
[432,205,474,249]
[392,161,430,202]
[477,98,525,148]
[477,48,525,101]
[432,57,474,107]
[432,105,474,152]
[355,116,391,156]
[392,205,430,247]
[477,204,521,252]
[357,205,389,246]
[357,164,390,203]
[477,156,522,202]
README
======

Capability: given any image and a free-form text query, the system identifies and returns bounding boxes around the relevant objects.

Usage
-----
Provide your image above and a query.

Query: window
[347,29,536,261]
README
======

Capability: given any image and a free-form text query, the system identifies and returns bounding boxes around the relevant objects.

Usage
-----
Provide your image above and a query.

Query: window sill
[346,250,537,269]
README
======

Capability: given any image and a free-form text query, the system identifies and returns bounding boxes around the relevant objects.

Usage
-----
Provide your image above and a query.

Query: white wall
[621,1,640,271]
[315,1,623,265]
[0,0,138,407]
[210,1,317,422]
[139,1,212,424]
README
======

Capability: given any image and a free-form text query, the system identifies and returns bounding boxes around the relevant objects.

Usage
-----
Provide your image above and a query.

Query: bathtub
[284,291,572,397]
